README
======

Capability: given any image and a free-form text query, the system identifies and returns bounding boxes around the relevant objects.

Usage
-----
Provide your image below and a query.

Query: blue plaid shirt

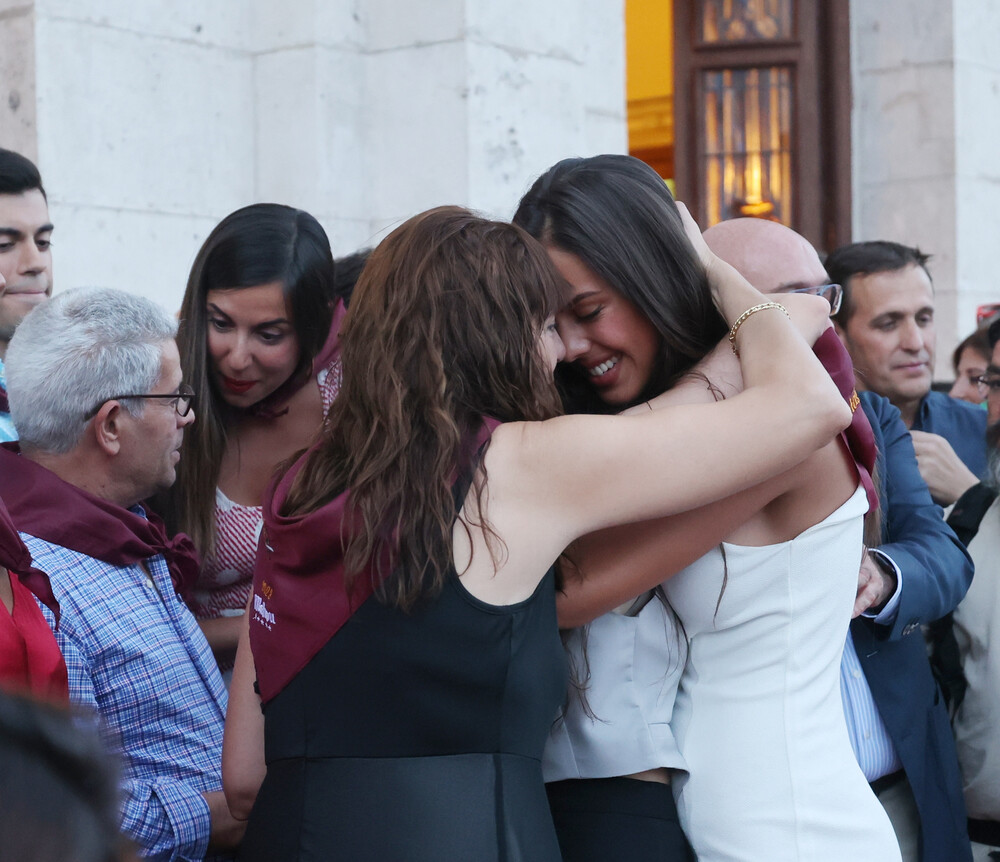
[27,516,230,862]
[0,357,17,442]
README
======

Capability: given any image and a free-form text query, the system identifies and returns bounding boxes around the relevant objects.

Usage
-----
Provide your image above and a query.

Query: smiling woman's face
[205,280,301,408]
[547,247,660,407]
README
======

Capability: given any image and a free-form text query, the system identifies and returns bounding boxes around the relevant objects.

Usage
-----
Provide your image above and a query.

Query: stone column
[363,0,626,232]
[851,0,1000,376]
[953,0,1000,337]
[0,2,38,160]
[0,0,626,311]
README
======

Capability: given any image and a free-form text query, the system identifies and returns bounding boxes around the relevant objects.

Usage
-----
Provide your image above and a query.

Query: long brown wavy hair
[282,206,565,610]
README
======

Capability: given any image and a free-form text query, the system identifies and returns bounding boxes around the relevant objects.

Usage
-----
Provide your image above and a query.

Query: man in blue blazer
[705,218,974,862]
[825,240,987,505]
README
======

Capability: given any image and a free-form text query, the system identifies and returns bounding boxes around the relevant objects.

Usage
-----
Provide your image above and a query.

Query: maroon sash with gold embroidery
[250,419,499,704]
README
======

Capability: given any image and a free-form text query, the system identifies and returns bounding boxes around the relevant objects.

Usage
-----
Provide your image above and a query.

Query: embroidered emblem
[253,593,276,630]
[848,390,860,413]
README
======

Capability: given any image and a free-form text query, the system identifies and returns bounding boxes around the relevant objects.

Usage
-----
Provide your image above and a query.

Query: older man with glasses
[704,217,973,862]
[0,288,244,860]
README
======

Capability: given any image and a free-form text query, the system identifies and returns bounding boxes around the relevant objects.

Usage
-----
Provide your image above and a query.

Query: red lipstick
[222,376,256,394]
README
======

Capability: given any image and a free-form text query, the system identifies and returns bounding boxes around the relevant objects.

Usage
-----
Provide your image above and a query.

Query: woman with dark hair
[222,204,849,860]
[513,154,900,862]
[161,203,343,671]
[950,326,991,404]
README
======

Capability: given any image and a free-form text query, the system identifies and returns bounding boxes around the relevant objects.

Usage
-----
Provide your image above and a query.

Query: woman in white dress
[514,154,901,861]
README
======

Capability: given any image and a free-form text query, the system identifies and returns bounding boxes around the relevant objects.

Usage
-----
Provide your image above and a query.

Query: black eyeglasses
[85,383,195,419]
[974,375,1000,398]
[781,283,843,316]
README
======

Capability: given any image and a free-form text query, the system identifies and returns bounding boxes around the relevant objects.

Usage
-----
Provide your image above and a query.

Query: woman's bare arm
[557,471,794,627]
[496,295,849,554]
[222,604,266,821]
[555,284,848,627]
[460,208,850,607]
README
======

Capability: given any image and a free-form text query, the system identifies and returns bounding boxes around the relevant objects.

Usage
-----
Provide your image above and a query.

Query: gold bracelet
[728,302,789,356]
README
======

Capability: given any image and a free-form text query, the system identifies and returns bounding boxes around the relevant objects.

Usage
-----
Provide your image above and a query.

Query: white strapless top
[665,485,900,861]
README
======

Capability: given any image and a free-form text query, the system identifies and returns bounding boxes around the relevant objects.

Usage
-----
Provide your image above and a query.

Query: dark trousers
[546,777,695,862]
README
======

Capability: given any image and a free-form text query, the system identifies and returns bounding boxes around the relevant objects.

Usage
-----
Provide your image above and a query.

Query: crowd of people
[0,143,996,862]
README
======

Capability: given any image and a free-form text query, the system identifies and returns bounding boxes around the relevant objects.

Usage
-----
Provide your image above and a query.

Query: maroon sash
[0,493,59,619]
[0,443,201,601]
[250,419,499,704]
[813,329,879,513]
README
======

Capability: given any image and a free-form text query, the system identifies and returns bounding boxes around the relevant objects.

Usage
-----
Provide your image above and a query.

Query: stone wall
[851,0,1000,377]
[0,2,38,160]
[0,0,626,312]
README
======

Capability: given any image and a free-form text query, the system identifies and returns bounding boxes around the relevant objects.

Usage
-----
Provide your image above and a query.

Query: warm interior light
[701,66,791,226]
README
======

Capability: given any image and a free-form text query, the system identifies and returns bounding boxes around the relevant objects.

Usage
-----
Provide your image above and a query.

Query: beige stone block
[854,177,956,271]
[48,203,221,313]
[953,0,1000,68]
[955,176,1000,289]
[365,0,465,52]
[0,3,37,159]
[311,214,378,262]
[467,0,584,61]
[854,64,956,185]
[34,16,255,215]
[933,295,963,379]
[254,45,367,221]
[851,0,954,73]
[955,62,1000,180]
[250,0,365,52]
[584,108,628,158]
[365,41,470,222]
[36,0,254,51]
[466,41,582,218]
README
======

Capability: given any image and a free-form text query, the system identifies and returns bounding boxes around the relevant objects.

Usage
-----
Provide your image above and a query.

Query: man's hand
[204,790,247,851]
[910,430,979,506]
[854,550,897,618]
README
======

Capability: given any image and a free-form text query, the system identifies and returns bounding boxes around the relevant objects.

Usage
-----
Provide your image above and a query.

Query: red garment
[0,486,59,618]
[0,496,67,702]
[0,571,68,701]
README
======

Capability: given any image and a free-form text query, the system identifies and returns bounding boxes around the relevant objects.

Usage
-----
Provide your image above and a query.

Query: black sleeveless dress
[240,566,567,861]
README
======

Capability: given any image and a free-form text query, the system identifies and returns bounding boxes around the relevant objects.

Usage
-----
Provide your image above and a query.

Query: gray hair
[7,288,178,453]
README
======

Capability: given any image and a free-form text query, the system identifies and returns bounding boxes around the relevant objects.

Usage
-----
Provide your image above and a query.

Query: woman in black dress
[222,205,850,861]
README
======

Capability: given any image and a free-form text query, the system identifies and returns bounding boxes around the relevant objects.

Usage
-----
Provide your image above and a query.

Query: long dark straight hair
[165,203,336,555]
[283,206,565,610]
[513,154,727,413]
[516,156,721,667]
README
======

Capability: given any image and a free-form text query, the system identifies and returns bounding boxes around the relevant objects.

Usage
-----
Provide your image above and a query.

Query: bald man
[705,218,973,862]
